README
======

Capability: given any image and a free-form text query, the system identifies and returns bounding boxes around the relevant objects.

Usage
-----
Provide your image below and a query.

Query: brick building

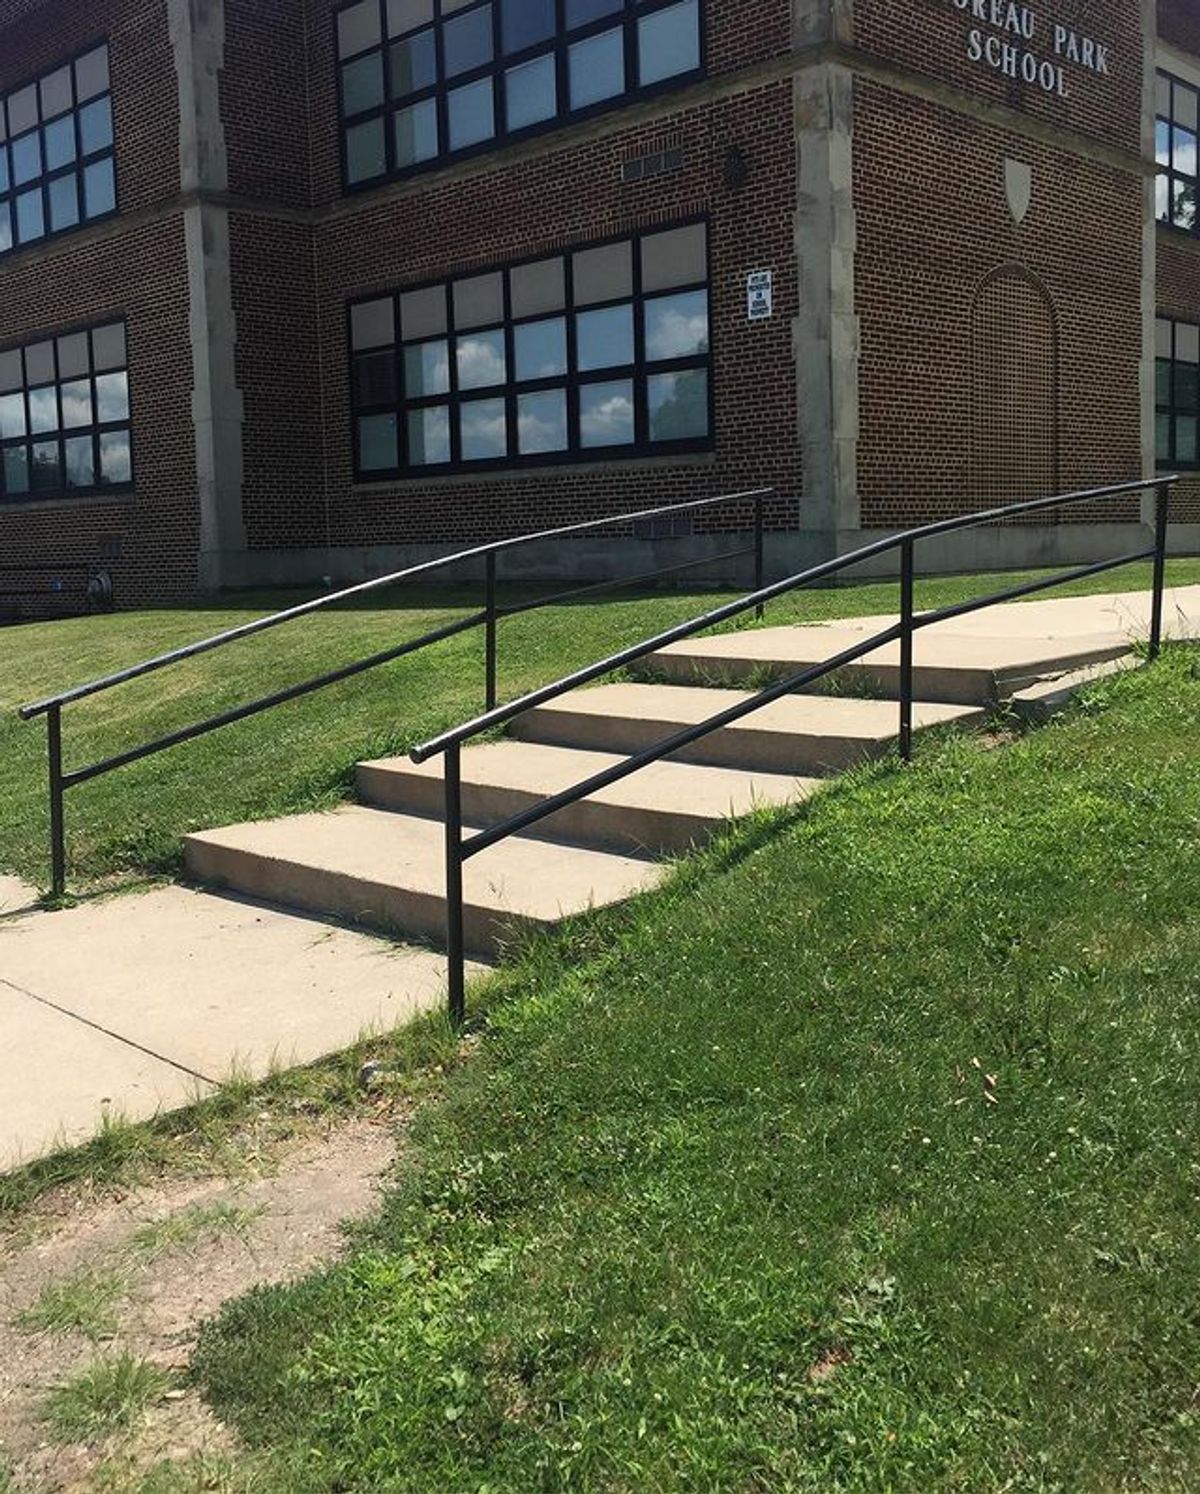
[0,0,1195,611]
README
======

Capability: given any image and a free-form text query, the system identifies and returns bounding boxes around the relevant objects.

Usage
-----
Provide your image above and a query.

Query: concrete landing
[358,743,818,856]
[645,585,1200,704]
[513,683,981,773]
[0,886,464,1170]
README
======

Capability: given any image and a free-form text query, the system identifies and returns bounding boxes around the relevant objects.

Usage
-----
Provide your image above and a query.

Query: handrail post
[484,552,498,711]
[899,538,915,763]
[1149,481,1170,661]
[754,491,765,621]
[444,742,466,1028]
[47,703,66,897]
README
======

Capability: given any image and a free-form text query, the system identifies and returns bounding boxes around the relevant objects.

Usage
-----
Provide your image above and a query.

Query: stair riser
[638,654,997,706]
[511,711,893,775]
[356,763,723,857]
[183,840,537,958]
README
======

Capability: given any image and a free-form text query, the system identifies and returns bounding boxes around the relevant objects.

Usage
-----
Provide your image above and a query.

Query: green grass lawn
[184,648,1200,1492]
[2,558,1198,891]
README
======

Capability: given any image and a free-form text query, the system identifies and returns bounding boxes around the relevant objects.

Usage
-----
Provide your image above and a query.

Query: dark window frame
[1156,69,1198,237]
[1156,316,1200,473]
[0,316,135,505]
[334,0,706,193]
[347,217,714,481]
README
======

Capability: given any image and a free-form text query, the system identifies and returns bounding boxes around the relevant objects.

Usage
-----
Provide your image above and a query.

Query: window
[335,0,702,189]
[348,220,711,477]
[0,321,133,501]
[0,46,116,257]
[1157,317,1199,470]
[1156,71,1198,234]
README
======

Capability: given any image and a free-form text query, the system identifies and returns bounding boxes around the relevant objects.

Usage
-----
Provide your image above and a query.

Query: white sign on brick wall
[747,270,773,322]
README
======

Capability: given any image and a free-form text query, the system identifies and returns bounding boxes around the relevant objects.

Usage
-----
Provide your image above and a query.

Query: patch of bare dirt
[0,1116,397,1492]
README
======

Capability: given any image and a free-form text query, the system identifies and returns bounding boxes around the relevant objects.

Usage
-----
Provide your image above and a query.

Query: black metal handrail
[412,476,1178,1024]
[19,487,773,895]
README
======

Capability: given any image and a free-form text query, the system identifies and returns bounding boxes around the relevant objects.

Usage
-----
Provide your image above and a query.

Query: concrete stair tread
[519,682,977,734]
[360,742,818,817]
[645,626,1132,703]
[184,805,663,937]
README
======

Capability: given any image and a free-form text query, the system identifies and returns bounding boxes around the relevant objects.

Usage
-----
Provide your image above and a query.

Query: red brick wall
[233,75,801,554]
[0,218,199,612]
[222,0,313,208]
[0,0,199,612]
[1159,0,1200,61]
[854,0,1143,156]
[230,213,326,551]
[0,0,179,216]
[854,80,1144,529]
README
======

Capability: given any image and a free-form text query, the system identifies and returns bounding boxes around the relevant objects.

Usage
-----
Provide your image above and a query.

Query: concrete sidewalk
[0,885,457,1172]
[2,584,1197,1174]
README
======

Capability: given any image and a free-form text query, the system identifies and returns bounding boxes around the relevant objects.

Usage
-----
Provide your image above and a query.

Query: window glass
[460,397,507,460]
[404,340,450,397]
[566,0,622,26]
[346,224,711,476]
[1156,318,1200,471]
[648,369,708,440]
[64,434,94,487]
[0,393,26,440]
[60,378,92,427]
[502,0,555,53]
[346,116,387,182]
[457,330,507,390]
[506,55,556,131]
[391,30,437,96]
[3,446,29,493]
[79,96,114,154]
[83,157,116,217]
[44,115,76,171]
[408,406,451,464]
[444,5,493,76]
[98,429,132,484]
[342,52,385,115]
[395,98,438,165]
[518,389,568,453]
[0,319,134,503]
[49,173,80,231]
[514,318,567,381]
[447,77,494,150]
[16,188,44,242]
[645,290,709,361]
[358,412,398,469]
[336,0,705,188]
[577,304,634,371]
[569,29,625,110]
[580,380,635,447]
[30,440,60,491]
[638,0,700,86]
[0,45,116,261]
[1158,72,1200,234]
[12,133,41,186]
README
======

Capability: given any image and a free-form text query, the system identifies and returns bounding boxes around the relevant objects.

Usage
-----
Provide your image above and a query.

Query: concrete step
[640,623,1134,705]
[184,805,663,958]
[357,742,819,857]
[510,682,981,775]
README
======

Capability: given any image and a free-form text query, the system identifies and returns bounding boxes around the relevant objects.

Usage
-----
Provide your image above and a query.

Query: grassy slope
[193,650,1200,1492]
[2,559,1198,889]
